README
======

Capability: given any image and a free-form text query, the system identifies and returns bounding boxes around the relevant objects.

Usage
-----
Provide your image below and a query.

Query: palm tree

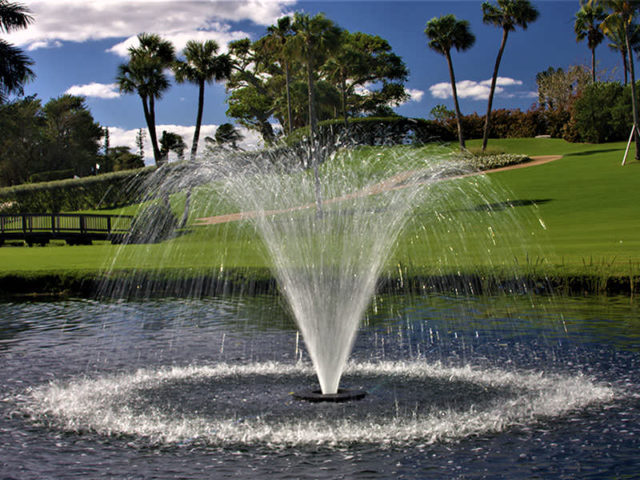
[605,20,640,84]
[291,12,342,215]
[322,30,360,128]
[174,40,232,162]
[117,33,175,165]
[0,0,35,103]
[425,14,476,151]
[159,130,186,163]
[214,123,244,149]
[481,0,539,153]
[595,0,640,159]
[265,16,295,135]
[575,2,607,82]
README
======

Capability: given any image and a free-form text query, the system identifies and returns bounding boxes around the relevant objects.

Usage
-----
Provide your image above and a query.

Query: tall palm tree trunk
[482,28,509,153]
[341,73,348,129]
[626,26,640,160]
[142,96,161,165]
[445,51,465,150]
[284,61,293,135]
[591,47,597,82]
[306,51,323,218]
[190,79,205,162]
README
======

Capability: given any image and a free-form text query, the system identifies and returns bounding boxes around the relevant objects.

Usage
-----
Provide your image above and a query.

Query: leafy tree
[0,0,35,103]
[174,40,232,161]
[430,104,455,122]
[0,95,102,185]
[226,83,276,142]
[536,65,590,137]
[570,80,633,142]
[425,14,476,151]
[226,38,276,143]
[323,31,408,125]
[0,95,44,186]
[42,95,103,176]
[536,65,590,111]
[108,146,144,171]
[481,0,539,152]
[575,2,607,82]
[117,33,175,165]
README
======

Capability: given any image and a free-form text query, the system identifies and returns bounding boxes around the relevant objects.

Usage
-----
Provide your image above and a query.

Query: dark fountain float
[16,143,619,449]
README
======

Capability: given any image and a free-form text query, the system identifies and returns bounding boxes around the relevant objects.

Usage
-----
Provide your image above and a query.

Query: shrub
[0,166,155,213]
[434,108,547,140]
[285,116,455,147]
[568,81,633,143]
[28,169,75,183]
[461,153,531,170]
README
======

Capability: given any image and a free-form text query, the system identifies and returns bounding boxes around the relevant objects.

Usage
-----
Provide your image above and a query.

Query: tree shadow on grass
[565,148,622,157]
[471,198,552,212]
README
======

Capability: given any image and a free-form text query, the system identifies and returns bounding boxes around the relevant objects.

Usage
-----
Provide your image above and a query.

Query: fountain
[1,143,635,478]
[155,144,471,397]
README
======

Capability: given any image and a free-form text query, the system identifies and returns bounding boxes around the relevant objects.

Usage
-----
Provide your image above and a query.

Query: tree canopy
[0,95,103,186]
[225,15,409,144]
[0,0,35,103]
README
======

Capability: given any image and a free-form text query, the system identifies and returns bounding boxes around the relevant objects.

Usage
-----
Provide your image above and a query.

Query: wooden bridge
[0,213,134,246]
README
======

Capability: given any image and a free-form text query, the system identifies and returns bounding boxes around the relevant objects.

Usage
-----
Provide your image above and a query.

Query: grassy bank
[0,138,638,297]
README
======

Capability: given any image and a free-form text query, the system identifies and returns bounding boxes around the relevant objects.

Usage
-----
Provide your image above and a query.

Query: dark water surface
[0,294,638,479]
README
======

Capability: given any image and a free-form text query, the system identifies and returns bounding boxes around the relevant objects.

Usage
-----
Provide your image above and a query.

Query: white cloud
[479,77,523,88]
[3,1,295,53]
[406,88,424,103]
[107,27,248,58]
[429,77,527,101]
[66,82,120,99]
[107,124,263,165]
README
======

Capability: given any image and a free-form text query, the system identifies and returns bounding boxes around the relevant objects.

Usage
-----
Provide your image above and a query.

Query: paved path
[194,154,562,226]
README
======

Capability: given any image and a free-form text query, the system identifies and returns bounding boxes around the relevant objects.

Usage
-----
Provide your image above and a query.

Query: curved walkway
[195,154,562,226]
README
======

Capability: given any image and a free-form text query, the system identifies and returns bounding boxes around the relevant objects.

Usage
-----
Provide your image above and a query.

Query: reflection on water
[0,294,638,479]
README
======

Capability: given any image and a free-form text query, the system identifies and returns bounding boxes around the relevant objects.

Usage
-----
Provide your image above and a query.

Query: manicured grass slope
[1,138,638,289]
[471,139,640,264]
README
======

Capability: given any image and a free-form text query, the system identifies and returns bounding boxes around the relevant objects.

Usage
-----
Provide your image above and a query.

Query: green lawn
[1,138,638,285]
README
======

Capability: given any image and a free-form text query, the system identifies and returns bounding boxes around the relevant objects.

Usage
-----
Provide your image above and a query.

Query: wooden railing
[0,213,133,245]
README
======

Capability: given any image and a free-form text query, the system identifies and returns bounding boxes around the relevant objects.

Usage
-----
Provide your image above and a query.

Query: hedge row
[0,166,156,213]
[285,116,456,147]
[29,169,75,183]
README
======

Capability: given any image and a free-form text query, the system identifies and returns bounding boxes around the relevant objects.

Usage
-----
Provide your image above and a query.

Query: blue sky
[1,1,627,161]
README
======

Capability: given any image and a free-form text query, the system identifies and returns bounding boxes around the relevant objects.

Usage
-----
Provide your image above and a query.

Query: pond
[0,294,638,479]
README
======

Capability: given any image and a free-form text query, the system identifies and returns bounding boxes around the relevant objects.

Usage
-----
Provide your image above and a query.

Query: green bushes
[285,116,456,147]
[567,81,632,143]
[462,153,531,170]
[433,108,551,140]
[0,166,155,213]
[28,169,75,183]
